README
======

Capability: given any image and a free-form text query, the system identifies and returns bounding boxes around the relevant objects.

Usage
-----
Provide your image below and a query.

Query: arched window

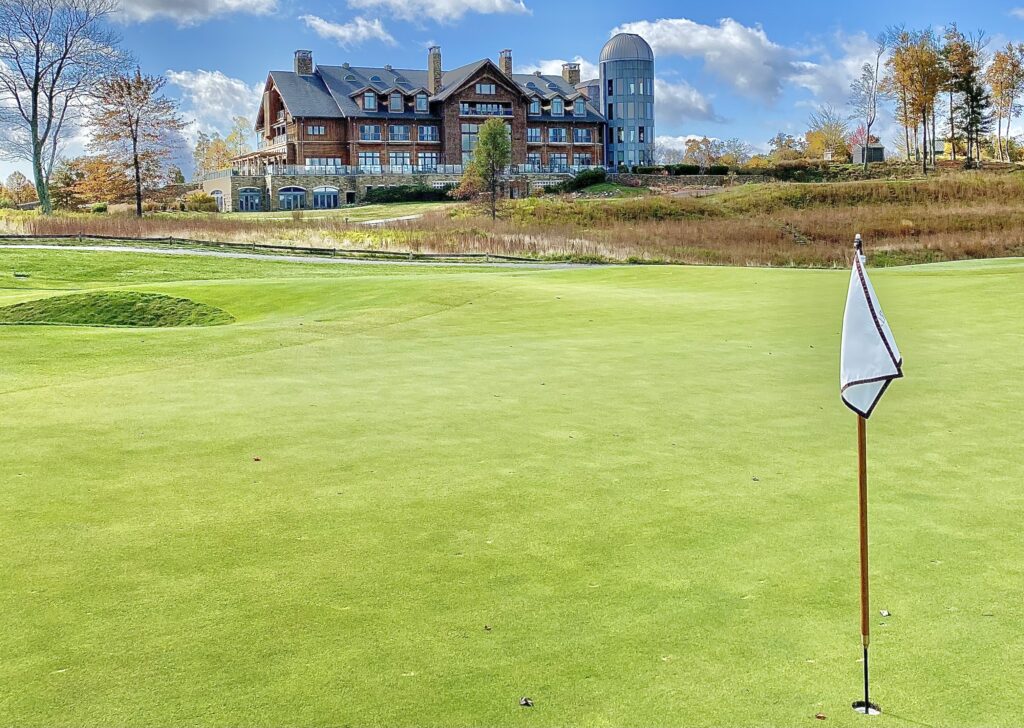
[278,186,307,211]
[238,187,262,212]
[312,186,340,210]
[210,190,225,213]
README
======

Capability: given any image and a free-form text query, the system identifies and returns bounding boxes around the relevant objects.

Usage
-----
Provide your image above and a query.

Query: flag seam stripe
[854,256,902,375]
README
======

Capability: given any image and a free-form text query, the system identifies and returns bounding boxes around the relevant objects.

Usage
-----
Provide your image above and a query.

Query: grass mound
[0,291,234,327]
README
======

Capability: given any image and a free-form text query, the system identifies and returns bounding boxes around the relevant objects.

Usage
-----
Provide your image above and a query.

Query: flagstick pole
[858,414,872,713]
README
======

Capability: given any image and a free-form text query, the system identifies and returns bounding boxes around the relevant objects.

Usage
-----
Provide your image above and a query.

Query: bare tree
[0,0,126,214]
[850,35,889,169]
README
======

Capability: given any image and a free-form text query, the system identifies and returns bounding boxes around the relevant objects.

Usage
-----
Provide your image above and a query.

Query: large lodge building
[204,34,655,212]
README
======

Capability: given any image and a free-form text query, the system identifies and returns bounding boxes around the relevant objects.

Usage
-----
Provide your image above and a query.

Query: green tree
[225,116,253,157]
[473,118,512,220]
[5,171,36,204]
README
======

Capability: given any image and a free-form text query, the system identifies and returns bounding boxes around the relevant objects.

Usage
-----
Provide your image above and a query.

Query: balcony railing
[262,164,602,177]
[459,105,514,117]
[258,135,287,150]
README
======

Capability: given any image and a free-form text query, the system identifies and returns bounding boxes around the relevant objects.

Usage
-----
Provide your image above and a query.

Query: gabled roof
[512,72,604,120]
[268,71,345,119]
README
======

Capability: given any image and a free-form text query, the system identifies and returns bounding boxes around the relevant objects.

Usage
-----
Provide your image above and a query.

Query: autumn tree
[0,0,127,214]
[89,69,186,217]
[193,130,234,180]
[225,116,253,157]
[473,118,511,220]
[805,105,850,160]
[5,170,36,204]
[849,35,890,169]
[986,43,1024,162]
[683,136,725,171]
[768,132,806,161]
[718,138,753,167]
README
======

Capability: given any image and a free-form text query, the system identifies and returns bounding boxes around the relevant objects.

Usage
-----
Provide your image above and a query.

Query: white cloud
[655,134,716,152]
[301,15,396,48]
[790,33,880,106]
[166,69,262,142]
[518,57,599,82]
[655,78,722,123]
[1012,8,1024,19]
[119,0,276,24]
[613,17,804,103]
[346,0,529,22]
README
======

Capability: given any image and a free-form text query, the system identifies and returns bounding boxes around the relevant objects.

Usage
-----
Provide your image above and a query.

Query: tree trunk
[29,108,53,215]
[132,137,143,218]
[949,92,956,162]
[921,110,929,175]
[996,109,1004,162]
[864,121,872,171]
[932,106,937,167]
[1006,105,1015,162]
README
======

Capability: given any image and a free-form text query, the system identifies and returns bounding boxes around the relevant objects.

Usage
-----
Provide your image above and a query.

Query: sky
[3,0,1024,180]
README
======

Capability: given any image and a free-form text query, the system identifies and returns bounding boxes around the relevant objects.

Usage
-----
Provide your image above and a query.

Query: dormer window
[364,92,377,111]
[529,98,540,115]
[551,97,564,117]
[574,99,586,117]
[389,92,403,112]
[416,93,428,113]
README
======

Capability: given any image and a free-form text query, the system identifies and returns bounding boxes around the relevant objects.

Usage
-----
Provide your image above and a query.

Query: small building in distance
[853,144,885,164]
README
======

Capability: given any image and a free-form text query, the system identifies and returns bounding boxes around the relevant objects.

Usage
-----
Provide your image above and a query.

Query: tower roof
[600,33,654,63]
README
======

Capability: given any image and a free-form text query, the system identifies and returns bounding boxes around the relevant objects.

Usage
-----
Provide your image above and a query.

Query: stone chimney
[562,62,581,86]
[499,49,513,76]
[428,46,442,94]
[294,50,313,76]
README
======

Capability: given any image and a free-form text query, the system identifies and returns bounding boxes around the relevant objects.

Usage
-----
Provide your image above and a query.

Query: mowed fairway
[1,250,1022,727]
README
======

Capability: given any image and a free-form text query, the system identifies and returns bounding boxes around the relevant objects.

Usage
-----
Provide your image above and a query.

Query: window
[418,125,439,142]
[573,128,593,144]
[210,190,225,213]
[363,92,377,111]
[418,152,439,168]
[475,82,496,95]
[359,124,382,141]
[416,93,428,112]
[607,103,614,120]
[628,81,635,95]
[627,102,636,119]
[575,153,592,166]
[527,127,541,143]
[278,187,306,211]
[313,186,339,209]
[307,125,325,136]
[238,188,261,212]
[617,128,624,143]
[607,79,613,97]
[389,152,411,167]
[617,102,624,120]
[549,153,568,169]
[529,98,541,115]
[526,152,541,166]
[646,78,653,95]
[389,92,403,112]
[549,127,567,143]
[638,126,645,143]
[551,98,564,116]
[389,125,410,141]
[305,157,341,167]
[461,122,479,162]
[574,99,586,117]
[460,102,505,116]
[358,151,380,167]
[629,129,636,143]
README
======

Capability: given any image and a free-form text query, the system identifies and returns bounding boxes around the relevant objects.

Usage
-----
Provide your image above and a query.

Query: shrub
[707,165,730,176]
[363,184,451,203]
[0,198,15,210]
[91,203,108,214]
[634,166,666,175]
[185,192,218,213]
[670,164,701,176]
[562,167,607,192]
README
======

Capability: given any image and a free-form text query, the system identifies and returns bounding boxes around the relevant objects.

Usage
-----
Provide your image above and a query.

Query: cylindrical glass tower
[600,33,655,169]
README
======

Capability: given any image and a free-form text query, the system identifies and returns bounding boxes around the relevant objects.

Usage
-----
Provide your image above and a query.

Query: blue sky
[4,0,1024,179]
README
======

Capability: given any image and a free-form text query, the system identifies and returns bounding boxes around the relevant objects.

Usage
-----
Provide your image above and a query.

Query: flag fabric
[841,253,903,418]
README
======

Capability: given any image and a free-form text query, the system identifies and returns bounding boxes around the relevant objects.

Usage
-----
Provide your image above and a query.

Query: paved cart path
[0,243,595,269]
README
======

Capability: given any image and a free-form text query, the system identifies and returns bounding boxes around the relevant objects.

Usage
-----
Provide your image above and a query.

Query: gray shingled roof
[268,59,605,122]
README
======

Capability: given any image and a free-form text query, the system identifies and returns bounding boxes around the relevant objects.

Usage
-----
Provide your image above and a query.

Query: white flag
[841,253,903,418]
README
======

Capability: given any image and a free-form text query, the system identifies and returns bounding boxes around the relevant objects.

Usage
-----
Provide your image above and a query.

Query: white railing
[211,164,605,179]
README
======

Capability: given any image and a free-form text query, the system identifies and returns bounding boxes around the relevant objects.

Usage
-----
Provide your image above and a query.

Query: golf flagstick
[840,234,903,716]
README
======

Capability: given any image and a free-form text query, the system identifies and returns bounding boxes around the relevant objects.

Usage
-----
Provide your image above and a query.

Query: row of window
[606,101,654,121]
[526,152,593,167]
[355,152,441,166]
[359,124,440,142]
[607,126,650,145]
[528,97,587,117]
[606,77,654,98]
[527,127,595,144]
[363,91,431,113]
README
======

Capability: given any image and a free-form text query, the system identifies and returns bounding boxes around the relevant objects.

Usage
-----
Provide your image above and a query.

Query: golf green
[1,250,1021,727]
